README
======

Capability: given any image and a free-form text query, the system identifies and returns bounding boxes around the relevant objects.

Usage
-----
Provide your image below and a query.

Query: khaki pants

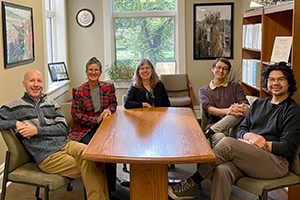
[38,141,109,200]
[199,137,289,200]
[209,115,243,148]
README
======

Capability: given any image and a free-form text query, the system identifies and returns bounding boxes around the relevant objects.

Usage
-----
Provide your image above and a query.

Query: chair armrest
[200,103,208,132]
[188,83,194,111]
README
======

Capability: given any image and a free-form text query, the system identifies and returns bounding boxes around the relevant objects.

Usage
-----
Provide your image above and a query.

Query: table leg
[288,184,300,200]
[130,163,168,200]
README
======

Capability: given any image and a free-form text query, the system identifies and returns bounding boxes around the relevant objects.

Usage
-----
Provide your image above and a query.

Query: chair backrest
[122,94,126,106]
[1,129,33,172]
[59,102,72,130]
[160,74,189,98]
[289,144,300,175]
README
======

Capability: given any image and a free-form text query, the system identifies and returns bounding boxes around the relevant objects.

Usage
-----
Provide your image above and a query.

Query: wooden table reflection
[82,107,216,200]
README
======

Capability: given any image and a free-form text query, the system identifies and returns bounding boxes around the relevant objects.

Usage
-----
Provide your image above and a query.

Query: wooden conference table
[82,107,216,200]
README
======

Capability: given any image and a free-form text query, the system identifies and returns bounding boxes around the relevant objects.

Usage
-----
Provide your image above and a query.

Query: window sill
[46,80,70,100]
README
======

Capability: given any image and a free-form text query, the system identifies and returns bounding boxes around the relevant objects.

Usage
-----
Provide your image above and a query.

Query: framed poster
[2,2,34,68]
[48,62,69,82]
[194,3,234,60]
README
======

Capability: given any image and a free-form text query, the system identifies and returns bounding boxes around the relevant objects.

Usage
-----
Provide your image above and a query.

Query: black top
[124,81,170,109]
[237,96,300,158]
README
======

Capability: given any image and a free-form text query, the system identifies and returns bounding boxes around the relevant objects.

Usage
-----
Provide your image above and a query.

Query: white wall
[66,0,105,92]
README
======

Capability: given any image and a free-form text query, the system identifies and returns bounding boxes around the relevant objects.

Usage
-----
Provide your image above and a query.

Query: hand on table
[142,102,152,108]
[99,109,112,121]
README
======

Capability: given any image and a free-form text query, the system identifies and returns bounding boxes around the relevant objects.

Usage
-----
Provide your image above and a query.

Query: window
[45,0,53,64]
[45,0,54,85]
[113,0,176,75]
[44,0,68,88]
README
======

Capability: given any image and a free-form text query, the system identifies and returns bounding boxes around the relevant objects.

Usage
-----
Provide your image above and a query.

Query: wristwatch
[76,9,95,28]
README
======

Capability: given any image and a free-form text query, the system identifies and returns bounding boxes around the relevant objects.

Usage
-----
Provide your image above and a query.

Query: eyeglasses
[267,77,287,83]
[215,65,229,71]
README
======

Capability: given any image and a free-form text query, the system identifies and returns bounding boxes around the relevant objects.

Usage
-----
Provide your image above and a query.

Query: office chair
[1,129,72,200]
[160,74,194,111]
[235,144,300,200]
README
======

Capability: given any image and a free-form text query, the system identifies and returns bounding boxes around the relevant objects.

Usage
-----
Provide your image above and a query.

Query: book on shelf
[242,59,261,88]
[242,23,262,50]
[270,36,293,63]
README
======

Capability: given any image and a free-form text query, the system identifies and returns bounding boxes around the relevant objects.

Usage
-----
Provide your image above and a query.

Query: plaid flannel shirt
[68,81,117,141]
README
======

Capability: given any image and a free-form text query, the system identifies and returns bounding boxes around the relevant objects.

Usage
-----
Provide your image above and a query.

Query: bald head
[24,69,43,81]
[23,69,44,101]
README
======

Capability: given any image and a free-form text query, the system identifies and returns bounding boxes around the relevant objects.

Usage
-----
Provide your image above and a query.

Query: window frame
[102,0,185,80]
[45,0,55,85]
[44,0,68,89]
[113,1,176,74]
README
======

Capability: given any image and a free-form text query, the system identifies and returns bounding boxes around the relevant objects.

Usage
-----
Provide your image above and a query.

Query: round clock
[76,9,95,28]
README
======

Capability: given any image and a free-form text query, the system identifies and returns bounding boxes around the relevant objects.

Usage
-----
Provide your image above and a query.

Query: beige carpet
[1,163,287,200]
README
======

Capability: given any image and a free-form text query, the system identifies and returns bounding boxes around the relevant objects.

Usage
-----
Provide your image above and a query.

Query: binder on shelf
[242,23,262,50]
[242,59,247,83]
[242,59,261,88]
[252,61,261,88]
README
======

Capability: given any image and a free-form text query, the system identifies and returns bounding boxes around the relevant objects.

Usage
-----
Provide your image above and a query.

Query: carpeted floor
[1,163,287,200]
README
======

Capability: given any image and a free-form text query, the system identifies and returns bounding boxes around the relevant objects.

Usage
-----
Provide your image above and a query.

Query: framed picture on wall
[193,3,234,60]
[48,62,69,82]
[2,2,35,68]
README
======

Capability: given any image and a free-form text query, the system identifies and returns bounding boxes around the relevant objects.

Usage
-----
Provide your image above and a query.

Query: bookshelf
[242,3,300,198]
[241,1,300,104]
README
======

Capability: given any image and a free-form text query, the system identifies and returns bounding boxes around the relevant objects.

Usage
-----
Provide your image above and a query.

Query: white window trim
[102,0,186,78]
[114,10,176,18]
[102,1,114,80]
[43,0,69,98]
[176,0,186,74]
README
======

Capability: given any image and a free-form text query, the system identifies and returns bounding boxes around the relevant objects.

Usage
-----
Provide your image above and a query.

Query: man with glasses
[199,57,250,148]
[169,62,300,200]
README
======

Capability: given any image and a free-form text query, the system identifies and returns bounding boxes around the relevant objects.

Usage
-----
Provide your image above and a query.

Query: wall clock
[76,9,95,28]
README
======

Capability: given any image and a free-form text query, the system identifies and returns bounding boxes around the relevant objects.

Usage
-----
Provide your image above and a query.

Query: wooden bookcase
[241,1,300,104]
[242,2,300,199]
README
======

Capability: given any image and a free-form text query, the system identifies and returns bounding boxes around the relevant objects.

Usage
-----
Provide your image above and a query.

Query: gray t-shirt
[91,86,101,117]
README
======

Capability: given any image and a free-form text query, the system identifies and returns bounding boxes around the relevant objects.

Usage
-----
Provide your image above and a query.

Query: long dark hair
[132,59,159,91]
[261,62,297,96]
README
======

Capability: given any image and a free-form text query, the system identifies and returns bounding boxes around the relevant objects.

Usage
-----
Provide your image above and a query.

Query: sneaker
[168,177,198,199]
[205,128,215,139]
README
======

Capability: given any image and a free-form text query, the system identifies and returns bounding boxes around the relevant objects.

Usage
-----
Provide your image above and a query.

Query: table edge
[81,154,216,164]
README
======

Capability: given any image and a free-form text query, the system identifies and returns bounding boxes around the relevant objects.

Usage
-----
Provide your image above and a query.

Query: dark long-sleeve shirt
[237,96,300,158]
[124,81,170,109]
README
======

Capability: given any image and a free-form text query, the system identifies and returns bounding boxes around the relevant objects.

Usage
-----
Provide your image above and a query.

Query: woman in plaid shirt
[68,57,117,197]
